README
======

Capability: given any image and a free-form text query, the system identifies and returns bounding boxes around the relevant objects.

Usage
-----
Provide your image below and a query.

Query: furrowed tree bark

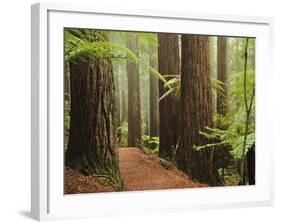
[157,33,180,160]
[149,49,159,137]
[66,57,120,178]
[177,35,221,185]
[126,33,142,147]
[217,37,228,115]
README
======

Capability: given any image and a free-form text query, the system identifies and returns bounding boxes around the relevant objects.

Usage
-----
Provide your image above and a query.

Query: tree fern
[193,67,255,160]
[65,29,168,86]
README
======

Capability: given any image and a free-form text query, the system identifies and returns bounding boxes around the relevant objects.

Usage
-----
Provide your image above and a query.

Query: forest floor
[65,147,206,194]
[119,147,206,191]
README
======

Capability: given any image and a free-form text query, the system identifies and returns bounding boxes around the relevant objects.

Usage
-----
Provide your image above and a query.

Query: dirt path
[118,147,206,191]
[65,147,206,194]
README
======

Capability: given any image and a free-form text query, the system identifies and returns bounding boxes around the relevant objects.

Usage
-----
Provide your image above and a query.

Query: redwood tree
[177,35,221,185]
[126,33,142,147]
[157,33,180,160]
[65,31,120,178]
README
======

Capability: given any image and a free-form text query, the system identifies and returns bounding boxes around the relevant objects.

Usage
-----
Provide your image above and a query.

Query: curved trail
[118,147,206,191]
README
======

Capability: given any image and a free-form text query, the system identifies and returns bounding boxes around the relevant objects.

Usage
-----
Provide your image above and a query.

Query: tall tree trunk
[157,33,180,160]
[66,58,120,178]
[149,50,159,137]
[140,53,150,136]
[177,34,221,185]
[126,33,142,147]
[217,37,228,115]
[216,37,230,180]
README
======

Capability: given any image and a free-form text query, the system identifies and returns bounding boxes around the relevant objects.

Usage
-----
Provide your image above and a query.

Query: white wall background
[0,0,279,223]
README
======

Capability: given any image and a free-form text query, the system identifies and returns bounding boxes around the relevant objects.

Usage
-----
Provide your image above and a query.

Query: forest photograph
[63,28,255,194]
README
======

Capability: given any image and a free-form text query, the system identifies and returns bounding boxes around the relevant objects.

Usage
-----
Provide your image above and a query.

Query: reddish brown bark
[177,35,221,185]
[157,33,180,160]
[126,33,142,147]
[66,58,120,177]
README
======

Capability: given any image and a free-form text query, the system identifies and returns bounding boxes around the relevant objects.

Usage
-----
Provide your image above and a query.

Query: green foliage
[227,70,255,158]
[228,38,255,74]
[230,71,255,110]
[193,70,255,159]
[137,33,158,53]
[158,75,225,102]
[95,167,124,191]
[142,135,159,153]
[211,77,225,97]
[219,168,241,186]
[66,40,139,64]
[117,121,128,147]
[158,75,180,101]
[65,29,168,86]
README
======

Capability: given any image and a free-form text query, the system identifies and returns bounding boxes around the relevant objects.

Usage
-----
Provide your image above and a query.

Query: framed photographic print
[31,2,274,221]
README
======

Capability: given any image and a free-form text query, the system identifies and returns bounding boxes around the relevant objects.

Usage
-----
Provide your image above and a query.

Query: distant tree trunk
[216,37,230,180]
[64,62,70,101]
[66,57,120,177]
[126,33,142,147]
[149,51,159,137]
[217,37,228,115]
[157,33,180,160]
[121,90,128,122]
[177,35,221,185]
[140,53,150,136]
[113,63,121,127]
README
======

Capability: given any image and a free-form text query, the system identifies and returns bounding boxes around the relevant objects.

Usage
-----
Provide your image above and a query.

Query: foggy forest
[63,29,255,194]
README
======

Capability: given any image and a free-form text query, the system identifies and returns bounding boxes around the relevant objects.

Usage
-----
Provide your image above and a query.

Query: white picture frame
[31,2,275,221]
